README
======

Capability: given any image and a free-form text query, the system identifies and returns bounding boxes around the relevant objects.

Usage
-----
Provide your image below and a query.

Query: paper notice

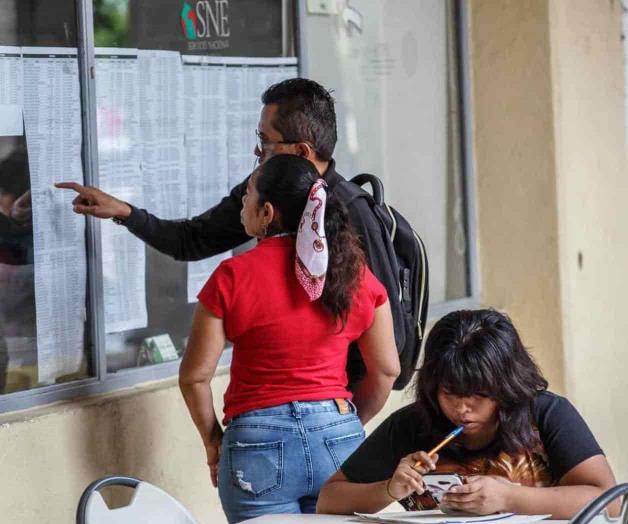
[0,46,24,136]
[225,57,298,189]
[138,50,187,220]
[182,55,231,302]
[95,48,147,333]
[22,47,87,385]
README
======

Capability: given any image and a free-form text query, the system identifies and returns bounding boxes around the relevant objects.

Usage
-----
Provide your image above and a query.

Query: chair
[570,483,628,524]
[76,475,198,524]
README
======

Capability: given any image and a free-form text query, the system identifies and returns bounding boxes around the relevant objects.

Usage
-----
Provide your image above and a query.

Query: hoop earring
[261,222,268,238]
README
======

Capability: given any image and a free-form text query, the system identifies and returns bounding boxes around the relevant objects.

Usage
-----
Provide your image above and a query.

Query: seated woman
[179,154,400,523]
[317,309,619,519]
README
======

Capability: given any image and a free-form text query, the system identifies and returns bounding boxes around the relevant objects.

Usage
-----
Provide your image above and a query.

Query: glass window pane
[92,1,297,373]
[301,0,471,304]
[0,0,92,394]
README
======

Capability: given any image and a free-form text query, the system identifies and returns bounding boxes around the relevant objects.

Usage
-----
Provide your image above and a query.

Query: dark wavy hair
[415,309,548,454]
[254,154,365,326]
[261,78,337,161]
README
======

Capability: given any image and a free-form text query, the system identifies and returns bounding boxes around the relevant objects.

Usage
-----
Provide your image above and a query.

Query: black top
[341,391,603,486]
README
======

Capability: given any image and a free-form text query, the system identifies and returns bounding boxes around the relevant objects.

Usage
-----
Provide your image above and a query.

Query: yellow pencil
[414,425,464,469]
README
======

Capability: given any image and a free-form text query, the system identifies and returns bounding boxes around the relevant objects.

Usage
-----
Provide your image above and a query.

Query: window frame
[0,0,477,414]
[429,0,480,319]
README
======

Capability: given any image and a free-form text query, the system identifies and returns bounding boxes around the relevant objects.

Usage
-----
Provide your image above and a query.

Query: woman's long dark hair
[415,309,548,454]
[254,154,365,326]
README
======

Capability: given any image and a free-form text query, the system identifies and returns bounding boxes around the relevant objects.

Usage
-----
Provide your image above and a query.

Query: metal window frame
[429,0,480,318]
[0,0,478,414]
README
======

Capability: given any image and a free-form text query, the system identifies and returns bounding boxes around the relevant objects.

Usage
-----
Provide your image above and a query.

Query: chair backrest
[76,475,198,524]
[569,483,628,524]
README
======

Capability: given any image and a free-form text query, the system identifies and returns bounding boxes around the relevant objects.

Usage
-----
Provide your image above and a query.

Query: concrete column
[468,0,565,391]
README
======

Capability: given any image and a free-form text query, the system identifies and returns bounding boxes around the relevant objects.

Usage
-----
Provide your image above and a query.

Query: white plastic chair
[76,475,198,524]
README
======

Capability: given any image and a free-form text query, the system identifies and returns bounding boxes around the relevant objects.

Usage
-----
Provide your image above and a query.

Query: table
[241,515,568,524]
[242,516,358,523]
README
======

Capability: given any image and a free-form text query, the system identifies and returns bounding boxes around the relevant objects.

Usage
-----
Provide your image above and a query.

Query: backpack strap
[350,173,385,205]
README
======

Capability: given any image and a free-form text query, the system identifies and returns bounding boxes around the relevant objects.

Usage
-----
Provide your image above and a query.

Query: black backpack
[335,174,429,390]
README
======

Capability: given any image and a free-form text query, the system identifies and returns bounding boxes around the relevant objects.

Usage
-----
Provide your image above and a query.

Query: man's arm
[56,178,251,261]
[125,180,250,260]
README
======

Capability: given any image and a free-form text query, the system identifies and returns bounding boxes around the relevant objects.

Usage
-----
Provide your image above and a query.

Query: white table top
[241,516,568,524]
[241,516,364,523]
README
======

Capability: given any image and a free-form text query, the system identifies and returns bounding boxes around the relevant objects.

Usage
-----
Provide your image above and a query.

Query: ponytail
[321,197,366,327]
[254,154,366,327]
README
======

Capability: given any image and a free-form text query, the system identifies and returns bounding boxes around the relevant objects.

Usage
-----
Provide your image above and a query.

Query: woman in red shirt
[179,154,400,523]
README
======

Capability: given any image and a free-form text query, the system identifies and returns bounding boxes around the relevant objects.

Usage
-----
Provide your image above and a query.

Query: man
[57,78,402,382]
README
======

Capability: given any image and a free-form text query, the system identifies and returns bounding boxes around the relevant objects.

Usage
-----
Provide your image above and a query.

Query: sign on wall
[130,0,284,56]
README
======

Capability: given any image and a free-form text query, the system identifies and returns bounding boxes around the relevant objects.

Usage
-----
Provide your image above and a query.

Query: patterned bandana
[295,179,328,301]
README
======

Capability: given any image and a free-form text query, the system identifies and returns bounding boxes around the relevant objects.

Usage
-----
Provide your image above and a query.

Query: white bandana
[295,179,328,301]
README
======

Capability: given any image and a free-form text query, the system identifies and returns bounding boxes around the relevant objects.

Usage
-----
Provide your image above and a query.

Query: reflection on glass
[0,141,35,393]
[0,0,78,47]
[94,0,130,48]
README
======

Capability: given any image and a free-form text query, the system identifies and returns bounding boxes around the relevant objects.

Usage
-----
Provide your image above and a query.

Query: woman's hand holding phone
[387,451,439,500]
[441,475,512,515]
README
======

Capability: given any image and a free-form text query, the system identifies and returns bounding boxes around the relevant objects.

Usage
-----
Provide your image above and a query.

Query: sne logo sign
[180,1,230,51]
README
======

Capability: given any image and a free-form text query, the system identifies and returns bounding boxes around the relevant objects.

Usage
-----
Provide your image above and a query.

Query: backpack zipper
[412,230,428,341]
[383,204,403,301]
[385,203,428,340]
[385,203,398,241]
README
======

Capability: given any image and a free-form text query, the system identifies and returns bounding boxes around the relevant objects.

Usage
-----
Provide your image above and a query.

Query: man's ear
[295,142,315,160]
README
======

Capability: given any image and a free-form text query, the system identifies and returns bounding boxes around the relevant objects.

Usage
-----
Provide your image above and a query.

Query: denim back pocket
[228,440,284,497]
[324,431,365,469]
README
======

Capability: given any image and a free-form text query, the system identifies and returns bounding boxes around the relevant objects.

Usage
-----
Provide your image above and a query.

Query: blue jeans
[218,400,364,523]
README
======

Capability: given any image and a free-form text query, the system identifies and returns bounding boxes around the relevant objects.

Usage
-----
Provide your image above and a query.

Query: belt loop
[291,401,301,419]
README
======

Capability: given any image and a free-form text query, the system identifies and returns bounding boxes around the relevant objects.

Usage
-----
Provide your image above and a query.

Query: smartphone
[423,473,465,503]
[400,473,465,511]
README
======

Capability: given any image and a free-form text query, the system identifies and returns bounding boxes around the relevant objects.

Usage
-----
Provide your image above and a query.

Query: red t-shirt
[197,235,387,423]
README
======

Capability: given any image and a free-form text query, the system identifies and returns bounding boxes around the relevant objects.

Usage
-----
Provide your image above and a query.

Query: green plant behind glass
[93,0,130,48]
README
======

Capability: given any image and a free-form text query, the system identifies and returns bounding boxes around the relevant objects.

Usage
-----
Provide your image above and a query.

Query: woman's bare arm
[317,451,437,514]
[443,455,620,519]
[179,304,226,461]
[352,301,400,424]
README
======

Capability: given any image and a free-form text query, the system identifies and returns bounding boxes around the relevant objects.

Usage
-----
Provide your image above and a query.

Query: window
[299,0,477,313]
[0,0,474,412]
[91,0,297,374]
[0,0,297,411]
[0,0,92,396]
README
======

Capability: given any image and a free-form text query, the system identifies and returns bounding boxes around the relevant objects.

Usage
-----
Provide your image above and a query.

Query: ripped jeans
[217,400,364,523]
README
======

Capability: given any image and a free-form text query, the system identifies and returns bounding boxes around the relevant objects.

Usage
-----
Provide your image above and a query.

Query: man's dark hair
[261,78,337,161]
[414,309,548,454]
